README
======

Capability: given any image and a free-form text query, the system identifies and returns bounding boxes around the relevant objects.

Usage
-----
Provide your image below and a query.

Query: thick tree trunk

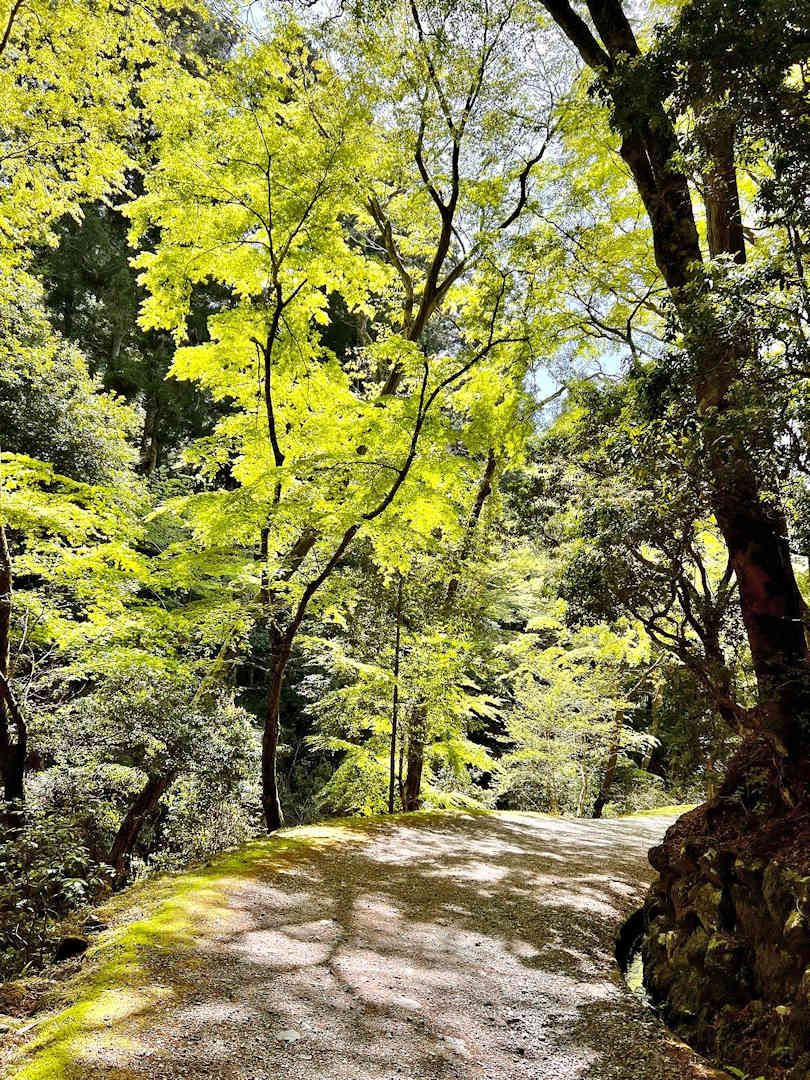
[108,771,175,887]
[709,482,809,754]
[592,710,622,819]
[263,629,291,832]
[402,704,427,812]
[699,115,746,263]
[542,0,810,760]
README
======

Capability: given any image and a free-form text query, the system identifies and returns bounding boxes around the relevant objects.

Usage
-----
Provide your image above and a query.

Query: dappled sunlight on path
[4,813,725,1080]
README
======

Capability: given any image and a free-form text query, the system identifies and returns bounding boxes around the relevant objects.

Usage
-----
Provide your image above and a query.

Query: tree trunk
[708,484,809,754]
[397,733,405,805]
[138,399,160,475]
[592,710,622,819]
[388,573,404,814]
[699,113,746,264]
[541,0,810,760]
[445,448,497,607]
[576,762,588,817]
[0,525,25,810]
[402,704,426,812]
[108,771,175,888]
[263,628,291,832]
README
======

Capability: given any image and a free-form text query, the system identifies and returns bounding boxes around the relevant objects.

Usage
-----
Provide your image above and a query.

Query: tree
[489,543,657,817]
[38,205,225,474]
[53,662,254,886]
[131,7,544,830]
[305,551,501,817]
[0,449,138,809]
[0,0,195,294]
[536,0,810,764]
[536,381,755,735]
[0,280,139,810]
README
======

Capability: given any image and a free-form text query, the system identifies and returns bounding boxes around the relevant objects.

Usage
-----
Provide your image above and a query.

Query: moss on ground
[627,805,698,818]
[1,823,364,1080]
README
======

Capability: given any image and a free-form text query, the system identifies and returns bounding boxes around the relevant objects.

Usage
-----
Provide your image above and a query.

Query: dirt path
[5,811,726,1080]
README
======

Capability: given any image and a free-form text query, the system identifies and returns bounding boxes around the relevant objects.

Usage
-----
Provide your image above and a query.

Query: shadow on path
[7,812,725,1080]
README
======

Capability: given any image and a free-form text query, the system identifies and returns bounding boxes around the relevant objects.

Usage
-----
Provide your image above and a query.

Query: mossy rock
[671,877,695,923]
[732,855,767,890]
[763,863,798,925]
[754,941,801,999]
[784,909,810,950]
[683,926,710,964]
[729,882,767,940]
[698,847,733,887]
[692,882,726,932]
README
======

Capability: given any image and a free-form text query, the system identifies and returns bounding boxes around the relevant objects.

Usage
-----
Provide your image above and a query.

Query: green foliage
[126,17,531,600]
[0,809,112,977]
[490,550,658,816]
[147,770,260,875]
[34,662,259,850]
[5,0,804,1003]
[0,0,197,295]
[38,204,226,472]
[0,280,138,481]
[316,746,391,817]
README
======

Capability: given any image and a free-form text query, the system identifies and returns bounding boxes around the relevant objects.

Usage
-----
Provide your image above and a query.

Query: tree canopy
[2,6,810,1044]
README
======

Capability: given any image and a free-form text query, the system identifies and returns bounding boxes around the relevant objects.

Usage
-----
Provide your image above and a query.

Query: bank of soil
[2,811,725,1080]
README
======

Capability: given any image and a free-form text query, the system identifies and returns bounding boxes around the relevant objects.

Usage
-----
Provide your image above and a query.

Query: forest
[1,1,810,1078]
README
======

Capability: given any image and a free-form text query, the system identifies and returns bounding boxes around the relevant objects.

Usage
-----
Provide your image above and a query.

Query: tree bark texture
[541,0,810,758]
[403,703,427,812]
[108,771,175,887]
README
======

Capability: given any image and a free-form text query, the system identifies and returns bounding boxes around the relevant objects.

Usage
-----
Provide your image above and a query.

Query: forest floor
[1,810,729,1080]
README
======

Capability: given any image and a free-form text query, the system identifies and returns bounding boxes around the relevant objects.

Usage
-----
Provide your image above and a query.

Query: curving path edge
[2,811,728,1080]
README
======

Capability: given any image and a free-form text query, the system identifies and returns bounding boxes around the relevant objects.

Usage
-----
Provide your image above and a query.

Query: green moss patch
[627,805,699,818]
[2,822,363,1080]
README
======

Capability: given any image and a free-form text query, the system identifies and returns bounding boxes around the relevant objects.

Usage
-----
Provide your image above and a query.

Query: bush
[0,808,111,979]
[603,767,667,816]
[317,748,390,817]
[146,771,261,875]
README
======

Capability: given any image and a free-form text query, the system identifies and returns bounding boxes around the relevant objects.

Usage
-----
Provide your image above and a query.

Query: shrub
[0,808,111,979]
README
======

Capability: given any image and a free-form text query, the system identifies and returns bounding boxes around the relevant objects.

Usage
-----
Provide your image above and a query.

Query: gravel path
[7,812,727,1080]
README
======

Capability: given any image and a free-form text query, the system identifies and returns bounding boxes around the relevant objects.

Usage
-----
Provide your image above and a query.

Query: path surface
[6,812,725,1080]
